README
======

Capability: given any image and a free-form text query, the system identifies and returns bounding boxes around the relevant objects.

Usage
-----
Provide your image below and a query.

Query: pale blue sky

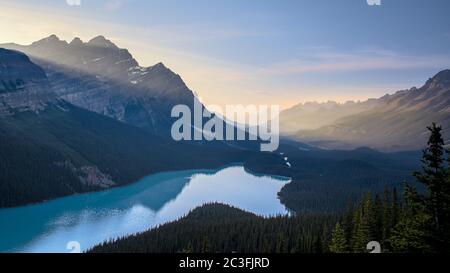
[0,0,449,108]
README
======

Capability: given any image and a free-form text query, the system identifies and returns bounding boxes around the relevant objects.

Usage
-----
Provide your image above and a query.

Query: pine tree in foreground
[390,123,450,253]
[329,223,347,253]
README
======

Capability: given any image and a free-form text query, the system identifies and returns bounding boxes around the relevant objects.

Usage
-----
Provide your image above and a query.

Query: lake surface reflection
[0,165,290,253]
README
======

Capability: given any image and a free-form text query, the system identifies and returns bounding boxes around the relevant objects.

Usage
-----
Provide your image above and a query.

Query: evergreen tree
[382,188,392,242]
[389,184,432,252]
[372,194,384,242]
[321,225,331,253]
[202,236,210,253]
[363,193,375,242]
[314,232,323,254]
[390,123,449,252]
[391,187,400,229]
[329,223,347,253]
[440,143,450,250]
[414,124,446,234]
[342,200,354,251]
[351,194,371,252]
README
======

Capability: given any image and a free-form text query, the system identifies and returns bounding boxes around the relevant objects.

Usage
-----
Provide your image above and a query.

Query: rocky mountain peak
[150,62,175,75]
[424,69,450,90]
[43,34,60,42]
[87,35,119,49]
[0,35,197,134]
[69,37,84,47]
[31,34,67,47]
[153,62,167,69]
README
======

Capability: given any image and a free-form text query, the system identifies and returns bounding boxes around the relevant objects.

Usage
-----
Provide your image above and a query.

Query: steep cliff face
[2,35,195,135]
[0,48,55,115]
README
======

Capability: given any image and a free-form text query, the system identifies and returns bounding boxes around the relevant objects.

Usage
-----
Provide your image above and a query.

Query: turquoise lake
[0,165,290,253]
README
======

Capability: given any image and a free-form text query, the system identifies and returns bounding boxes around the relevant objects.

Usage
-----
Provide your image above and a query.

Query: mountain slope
[0,103,249,208]
[89,203,337,253]
[282,70,450,151]
[1,35,200,135]
[0,48,55,114]
[280,100,379,133]
[0,48,249,208]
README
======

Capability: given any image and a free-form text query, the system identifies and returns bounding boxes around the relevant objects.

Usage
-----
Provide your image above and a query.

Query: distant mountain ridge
[280,99,379,133]
[281,70,450,151]
[1,35,196,135]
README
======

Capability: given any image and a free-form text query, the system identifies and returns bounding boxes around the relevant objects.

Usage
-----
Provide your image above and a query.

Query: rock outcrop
[0,48,55,115]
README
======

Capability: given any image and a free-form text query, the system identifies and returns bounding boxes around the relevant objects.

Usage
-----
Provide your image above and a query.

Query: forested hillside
[245,144,420,212]
[0,102,250,208]
[0,47,257,208]
[89,203,339,253]
[330,124,450,253]
[91,124,450,253]
[87,191,401,253]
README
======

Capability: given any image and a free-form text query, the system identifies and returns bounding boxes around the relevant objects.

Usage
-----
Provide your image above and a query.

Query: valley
[0,47,255,208]
[0,166,289,253]
[0,35,448,254]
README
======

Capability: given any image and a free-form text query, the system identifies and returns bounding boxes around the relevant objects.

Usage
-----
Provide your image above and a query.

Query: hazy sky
[1,0,449,109]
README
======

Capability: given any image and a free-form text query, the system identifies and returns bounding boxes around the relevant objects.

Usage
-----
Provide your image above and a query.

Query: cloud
[256,50,450,76]
[66,0,81,6]
[1,2,448,109]
[105,0,128,10]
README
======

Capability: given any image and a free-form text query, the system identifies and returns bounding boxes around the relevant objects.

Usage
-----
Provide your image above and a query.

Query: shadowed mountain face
[1,35,196,135]
[281,70,450,151]
[0,48,250,208]
[0,48,55,115]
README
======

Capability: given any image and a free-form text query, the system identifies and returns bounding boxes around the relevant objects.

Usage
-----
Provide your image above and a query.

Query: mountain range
[1,35,446,208]
[280,70,450,151]
[1,35,196,136]
[6,35,447,152]
[0,47,251,208]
